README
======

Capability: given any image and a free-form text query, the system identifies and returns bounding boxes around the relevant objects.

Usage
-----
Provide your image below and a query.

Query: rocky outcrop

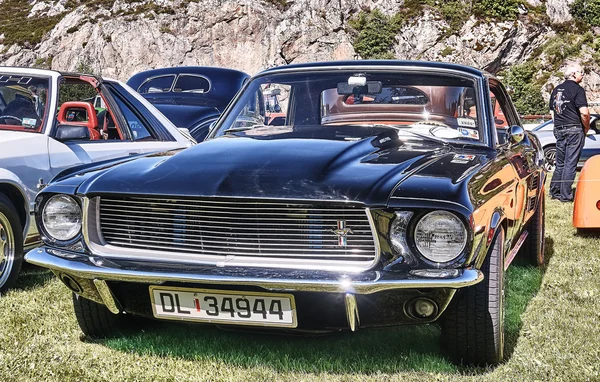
[546,0,575,24]
[1,0,597,101]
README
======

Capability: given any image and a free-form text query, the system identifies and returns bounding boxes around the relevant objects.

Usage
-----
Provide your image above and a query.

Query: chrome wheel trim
[0,212,15,287]
[544,147,556,172]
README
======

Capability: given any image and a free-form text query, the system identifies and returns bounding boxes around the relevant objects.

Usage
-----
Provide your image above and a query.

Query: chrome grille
[96,196,377,269]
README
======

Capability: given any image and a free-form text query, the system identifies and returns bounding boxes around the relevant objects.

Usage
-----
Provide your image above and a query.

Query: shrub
[500,61,548,115]
[473,0,523,20]
[349,9,399,59]
[570,0,600,28]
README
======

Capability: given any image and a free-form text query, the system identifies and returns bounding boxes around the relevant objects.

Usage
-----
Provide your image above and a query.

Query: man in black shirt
[548,64,591,202]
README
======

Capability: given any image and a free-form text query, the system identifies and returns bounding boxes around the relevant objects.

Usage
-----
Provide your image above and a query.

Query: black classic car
[26,61,546,366]
[126,66,249,141]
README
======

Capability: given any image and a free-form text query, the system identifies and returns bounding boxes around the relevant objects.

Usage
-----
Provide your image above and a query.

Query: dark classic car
[126,66,249,141]
[26,61,546,366]
[531,114,600,171]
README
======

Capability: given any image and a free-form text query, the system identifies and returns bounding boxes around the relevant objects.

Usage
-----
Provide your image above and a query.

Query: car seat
[57,101,100,140]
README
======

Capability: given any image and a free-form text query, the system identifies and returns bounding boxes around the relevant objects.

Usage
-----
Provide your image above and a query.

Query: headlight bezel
[38,194,83,246]
[389,208,471,267]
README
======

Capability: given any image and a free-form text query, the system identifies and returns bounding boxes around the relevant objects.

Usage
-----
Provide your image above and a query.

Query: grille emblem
[331,220,354,246]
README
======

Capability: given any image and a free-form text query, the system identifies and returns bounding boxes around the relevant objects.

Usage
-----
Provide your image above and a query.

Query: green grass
[1,191,599,381]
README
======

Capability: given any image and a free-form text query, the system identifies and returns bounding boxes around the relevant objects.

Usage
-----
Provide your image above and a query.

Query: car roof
[126,66,249,89]
[257,60,488,78]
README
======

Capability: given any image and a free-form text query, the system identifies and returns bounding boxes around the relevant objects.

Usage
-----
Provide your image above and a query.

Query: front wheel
[441,227,505,365]
[0,194,23,294]
[543,146,556,172]
[73,293,138,338]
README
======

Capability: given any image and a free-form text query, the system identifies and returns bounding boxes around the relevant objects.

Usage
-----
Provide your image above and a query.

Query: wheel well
[0,183,27,231]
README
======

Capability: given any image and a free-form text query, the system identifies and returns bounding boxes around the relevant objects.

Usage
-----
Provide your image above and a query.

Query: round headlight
[42,195,82,242]
[414,211,467,263]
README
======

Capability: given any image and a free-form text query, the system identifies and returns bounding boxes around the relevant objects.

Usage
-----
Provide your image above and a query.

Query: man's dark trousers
[550,125,585,201]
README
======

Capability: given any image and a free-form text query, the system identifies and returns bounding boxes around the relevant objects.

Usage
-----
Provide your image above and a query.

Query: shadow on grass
[13,263,54,291]
[502,236,549,363]
[103,321,456,374]
[97,261,545,375]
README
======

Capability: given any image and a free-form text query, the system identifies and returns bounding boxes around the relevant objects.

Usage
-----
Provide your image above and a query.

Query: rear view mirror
[55,124,90,141]
[337,81,382,95]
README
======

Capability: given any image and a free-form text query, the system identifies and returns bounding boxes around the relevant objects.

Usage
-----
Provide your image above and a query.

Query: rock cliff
[1,0,599,106]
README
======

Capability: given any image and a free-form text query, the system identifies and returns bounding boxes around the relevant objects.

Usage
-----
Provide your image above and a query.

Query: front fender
[0,169,32,237]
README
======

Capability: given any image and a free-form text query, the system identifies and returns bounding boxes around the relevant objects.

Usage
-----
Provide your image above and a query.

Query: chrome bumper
[26,247,484,294]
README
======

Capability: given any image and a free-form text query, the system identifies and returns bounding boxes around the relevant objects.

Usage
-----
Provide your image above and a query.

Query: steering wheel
[0,115,22,123]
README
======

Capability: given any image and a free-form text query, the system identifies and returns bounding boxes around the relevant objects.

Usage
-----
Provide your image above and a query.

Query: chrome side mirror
[507,125,525,144]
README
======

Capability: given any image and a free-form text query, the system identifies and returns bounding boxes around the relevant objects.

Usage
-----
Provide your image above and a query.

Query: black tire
[0,193,23,294]
[73,293,135,338]
[442,227,505,366]
[543,146,556,172]
[520,192,545,266]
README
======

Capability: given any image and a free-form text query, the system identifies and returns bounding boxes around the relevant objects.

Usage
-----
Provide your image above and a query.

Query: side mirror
[55,124,90,141]
[507,125,525,144]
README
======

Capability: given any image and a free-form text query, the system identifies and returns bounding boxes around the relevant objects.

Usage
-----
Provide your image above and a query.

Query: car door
[48,78,186,178]
[489,79,538,246]
[580,115,600,165]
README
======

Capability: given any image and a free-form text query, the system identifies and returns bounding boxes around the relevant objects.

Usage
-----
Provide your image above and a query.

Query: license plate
[149,286,297,328]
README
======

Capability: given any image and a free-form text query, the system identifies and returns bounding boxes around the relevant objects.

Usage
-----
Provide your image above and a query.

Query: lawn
[0,196,599,381]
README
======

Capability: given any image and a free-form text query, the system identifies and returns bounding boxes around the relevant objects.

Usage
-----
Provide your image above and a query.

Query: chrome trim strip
[100,195,366,204]
[365,208,381,268]
[389,196,470,212]
[93,279,121,314]
[101,215,369,226]
[25,248,484,294]
[504,231,528,271]
[344,293,360,331]
[102,226,374,238]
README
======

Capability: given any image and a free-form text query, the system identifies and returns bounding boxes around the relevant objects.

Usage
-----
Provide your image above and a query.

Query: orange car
[573,154,600,229]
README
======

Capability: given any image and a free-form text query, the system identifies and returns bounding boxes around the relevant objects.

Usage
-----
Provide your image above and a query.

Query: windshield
[214,70,484,143]
[0,74,50,133]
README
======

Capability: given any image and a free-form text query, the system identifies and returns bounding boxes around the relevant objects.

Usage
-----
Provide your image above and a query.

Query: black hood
[75,127,488,206]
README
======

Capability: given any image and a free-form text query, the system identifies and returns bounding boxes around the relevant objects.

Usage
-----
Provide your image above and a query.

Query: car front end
[28,185,485,331]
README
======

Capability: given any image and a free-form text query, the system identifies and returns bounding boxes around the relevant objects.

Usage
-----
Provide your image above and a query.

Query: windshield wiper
[223,125,266,134]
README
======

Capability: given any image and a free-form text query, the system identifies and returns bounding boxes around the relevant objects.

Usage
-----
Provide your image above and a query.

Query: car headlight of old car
[42,195,82,242]
[414,210,467,263]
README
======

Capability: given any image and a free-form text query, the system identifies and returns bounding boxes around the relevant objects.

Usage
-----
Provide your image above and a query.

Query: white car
[0,67,195,292]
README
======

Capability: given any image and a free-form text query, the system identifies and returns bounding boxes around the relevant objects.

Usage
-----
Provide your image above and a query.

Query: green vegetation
[1,180,599,380]
[349,9,399,59]
[500,61,548,115]
[439,46,454,57]
[58,62,98,106]
[570,0,600,28]
[0,0,64,46]
[349,1,529,58]
[264,0,289,10]
[472,0,523,20]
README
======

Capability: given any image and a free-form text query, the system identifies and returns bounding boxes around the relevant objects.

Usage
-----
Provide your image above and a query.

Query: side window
[173,75,210,93]
[112,94,156,141]
[138,75,176,94]
[490,81,520,145]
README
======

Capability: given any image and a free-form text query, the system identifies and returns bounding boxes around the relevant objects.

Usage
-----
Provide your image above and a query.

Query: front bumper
[26,247,484,329]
